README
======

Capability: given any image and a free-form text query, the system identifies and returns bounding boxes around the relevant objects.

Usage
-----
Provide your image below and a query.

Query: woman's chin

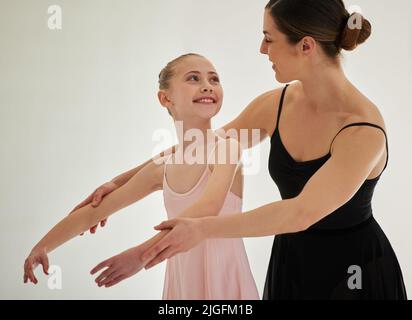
[274,73,291,84]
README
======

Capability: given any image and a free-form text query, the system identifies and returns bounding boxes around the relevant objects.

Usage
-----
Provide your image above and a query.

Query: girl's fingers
[90,259,111,275]
[24,259,33,283]
[96,270,117,287]
[104,275,126,288]
[23,261,29,283]
[40,255,49,275]
[95,267,114,284]
[90,225,98,233]
[100,219,107,227]
[98,271,121,287]
[29,266,37,284]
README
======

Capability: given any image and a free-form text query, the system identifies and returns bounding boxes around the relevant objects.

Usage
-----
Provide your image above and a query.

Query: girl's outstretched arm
[69,145,177,235]
[89,137,244,287]
[23,159,165,284]
[75,89,279,218]
[90,229,170,288]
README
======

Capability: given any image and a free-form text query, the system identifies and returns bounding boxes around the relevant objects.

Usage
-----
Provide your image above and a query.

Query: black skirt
[263,216,407,300]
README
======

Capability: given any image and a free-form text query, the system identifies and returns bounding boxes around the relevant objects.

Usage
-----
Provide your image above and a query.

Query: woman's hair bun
[339,12,372,51]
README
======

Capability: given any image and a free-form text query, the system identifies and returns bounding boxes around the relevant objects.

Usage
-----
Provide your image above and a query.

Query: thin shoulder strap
[329,122,389,172]
[163,153,174,179]
[276,84,290,129]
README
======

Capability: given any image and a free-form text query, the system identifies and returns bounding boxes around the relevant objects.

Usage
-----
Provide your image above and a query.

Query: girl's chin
[193,104,220,118]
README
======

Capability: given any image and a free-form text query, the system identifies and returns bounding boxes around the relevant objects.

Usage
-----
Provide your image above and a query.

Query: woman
[74,0,407,299]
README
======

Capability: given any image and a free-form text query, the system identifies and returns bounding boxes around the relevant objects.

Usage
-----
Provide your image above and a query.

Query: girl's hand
[68,181,118,235]
[23,247,49,284]
[90,246,148,288]
[142,217,206,269]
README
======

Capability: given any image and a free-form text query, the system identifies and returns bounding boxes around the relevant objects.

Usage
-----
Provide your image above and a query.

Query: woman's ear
[300,36,316,55]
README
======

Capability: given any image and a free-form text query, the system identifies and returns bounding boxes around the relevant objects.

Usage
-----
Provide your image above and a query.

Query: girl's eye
[211,77,220,83]
[188,75,199,81]
[264,38,272,43]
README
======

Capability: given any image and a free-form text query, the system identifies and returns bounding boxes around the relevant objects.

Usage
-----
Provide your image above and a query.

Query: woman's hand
[90,246,148,288]
[142,217,207,269]
[68,181,119,235]
[23,247,49,284]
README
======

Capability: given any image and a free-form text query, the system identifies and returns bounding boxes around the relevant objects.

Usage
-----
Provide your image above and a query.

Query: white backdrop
[0,0,411,299]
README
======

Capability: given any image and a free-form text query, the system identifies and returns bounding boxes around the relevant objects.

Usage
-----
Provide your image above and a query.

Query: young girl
[24,53,259,300]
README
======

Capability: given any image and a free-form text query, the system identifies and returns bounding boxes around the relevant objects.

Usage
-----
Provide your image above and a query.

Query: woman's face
[260,9,305,83]
[160,56,223,122]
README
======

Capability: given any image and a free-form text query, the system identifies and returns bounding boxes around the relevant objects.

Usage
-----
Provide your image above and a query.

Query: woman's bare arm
[99,89,280,194]
[141,126,387,268]
[75,88,281,234]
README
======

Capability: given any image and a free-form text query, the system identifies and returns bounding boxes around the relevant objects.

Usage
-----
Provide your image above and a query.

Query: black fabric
[264,84,407,300]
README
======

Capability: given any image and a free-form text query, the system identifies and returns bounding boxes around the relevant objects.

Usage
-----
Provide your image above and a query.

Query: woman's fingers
[154,219,177,231]
[90,218,107,233]
[91,189,105,207]
[142,232,173,269]
[145,247,177,269]
[90,259,112,275]
[90,225,98,233]
[69,193,93,214]
[142,235,172,262]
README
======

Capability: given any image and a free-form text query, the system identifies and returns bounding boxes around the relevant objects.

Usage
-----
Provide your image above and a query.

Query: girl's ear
[158,90,173,108]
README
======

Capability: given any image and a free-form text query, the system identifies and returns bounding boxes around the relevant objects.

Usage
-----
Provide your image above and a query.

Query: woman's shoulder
[247,85,291,136]
[346,94,387,132]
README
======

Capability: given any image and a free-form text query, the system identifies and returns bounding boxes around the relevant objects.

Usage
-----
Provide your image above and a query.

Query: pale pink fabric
[161,144,259,300]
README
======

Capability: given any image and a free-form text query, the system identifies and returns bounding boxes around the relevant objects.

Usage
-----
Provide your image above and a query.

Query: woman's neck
[299,62,356,114]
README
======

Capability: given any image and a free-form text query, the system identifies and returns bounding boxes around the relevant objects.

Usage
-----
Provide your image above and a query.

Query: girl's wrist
[32,244,47,255]
[200,216,215,239]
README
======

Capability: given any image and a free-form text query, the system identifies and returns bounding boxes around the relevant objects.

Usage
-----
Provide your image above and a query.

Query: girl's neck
[173,118,215,153]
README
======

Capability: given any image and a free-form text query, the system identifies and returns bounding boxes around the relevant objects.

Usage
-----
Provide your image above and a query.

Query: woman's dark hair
[265,0,372,57]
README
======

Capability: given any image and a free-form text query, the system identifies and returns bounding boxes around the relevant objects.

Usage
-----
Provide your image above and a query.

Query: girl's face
[159,56,223,122]
[260,9,310,83]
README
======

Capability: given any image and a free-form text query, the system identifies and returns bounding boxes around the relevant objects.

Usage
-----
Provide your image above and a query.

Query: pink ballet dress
[162,143,259,300]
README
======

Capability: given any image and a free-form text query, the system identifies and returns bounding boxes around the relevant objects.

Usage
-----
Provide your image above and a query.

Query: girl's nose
[201,87,213,93]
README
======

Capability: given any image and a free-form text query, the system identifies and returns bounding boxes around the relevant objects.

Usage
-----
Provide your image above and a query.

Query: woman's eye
[265,38,272,43]
[211,77,220,83]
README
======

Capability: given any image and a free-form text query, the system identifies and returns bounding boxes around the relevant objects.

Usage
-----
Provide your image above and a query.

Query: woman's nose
[260,40,268,54]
